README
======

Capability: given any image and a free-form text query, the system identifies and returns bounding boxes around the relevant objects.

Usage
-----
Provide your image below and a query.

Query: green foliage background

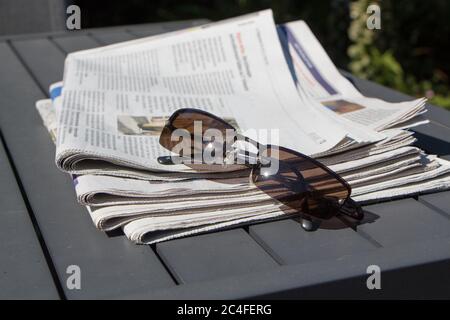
[76,0,450,109]
[348,0,450,109]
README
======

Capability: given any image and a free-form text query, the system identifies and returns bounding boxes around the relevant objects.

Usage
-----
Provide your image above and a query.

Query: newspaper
[282,21,427,132]
[32,10,450,244]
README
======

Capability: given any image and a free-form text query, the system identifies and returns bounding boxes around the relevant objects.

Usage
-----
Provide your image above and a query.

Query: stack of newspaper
[35,10,450,244]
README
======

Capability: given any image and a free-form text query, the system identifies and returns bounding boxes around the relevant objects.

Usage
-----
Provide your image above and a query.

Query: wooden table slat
[91,31,137,45]
[122,235,450,299]
[249,219,377,265]
[359,198,450,247]
[10,38,65,92]
[52,34,99,53]
[0,139,59,299]
[419,191,450,217]
[156,229,279,284]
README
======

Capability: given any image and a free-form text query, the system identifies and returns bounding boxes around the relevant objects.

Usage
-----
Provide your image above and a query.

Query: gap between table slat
[0,130,60,299]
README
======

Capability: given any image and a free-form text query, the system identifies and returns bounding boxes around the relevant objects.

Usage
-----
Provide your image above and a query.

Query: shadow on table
[413,131,450,158]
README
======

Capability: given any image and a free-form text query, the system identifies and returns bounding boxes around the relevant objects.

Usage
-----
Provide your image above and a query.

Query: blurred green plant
[348,0,450,109]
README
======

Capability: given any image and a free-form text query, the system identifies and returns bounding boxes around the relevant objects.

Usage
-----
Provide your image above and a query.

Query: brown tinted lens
[159,109,246,172]
[159,124,179,151]
[252,146,351,220]
[160,109,235,150]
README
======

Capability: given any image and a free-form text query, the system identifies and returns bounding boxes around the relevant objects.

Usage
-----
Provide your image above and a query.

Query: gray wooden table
[1,20,449,300]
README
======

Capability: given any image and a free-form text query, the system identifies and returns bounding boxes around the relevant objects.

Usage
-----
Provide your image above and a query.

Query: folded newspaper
[35,10,450,244]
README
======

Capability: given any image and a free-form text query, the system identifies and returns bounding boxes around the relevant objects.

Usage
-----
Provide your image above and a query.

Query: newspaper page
[56,10,355,174]
[283,20,427,131]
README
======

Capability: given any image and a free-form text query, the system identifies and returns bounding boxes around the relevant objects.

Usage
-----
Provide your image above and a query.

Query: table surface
[0,21,450,300]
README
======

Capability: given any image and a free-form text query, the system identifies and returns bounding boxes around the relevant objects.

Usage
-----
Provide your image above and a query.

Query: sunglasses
[157,108,363,231]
